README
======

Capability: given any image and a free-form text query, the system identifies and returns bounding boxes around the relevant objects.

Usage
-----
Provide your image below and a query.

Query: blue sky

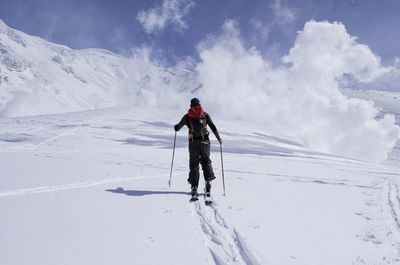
[0,0,399,65]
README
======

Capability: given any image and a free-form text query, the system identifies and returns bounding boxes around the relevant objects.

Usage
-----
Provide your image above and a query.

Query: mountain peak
[0,19,8,29]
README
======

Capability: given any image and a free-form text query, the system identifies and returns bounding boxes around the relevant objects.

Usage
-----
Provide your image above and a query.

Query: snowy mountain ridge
[0,19,198,117]
[0,18,124,116]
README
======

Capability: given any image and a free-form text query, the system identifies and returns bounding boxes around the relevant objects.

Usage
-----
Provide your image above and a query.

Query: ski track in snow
[384,179,400,240]
[1,118,98,152]
[33,125,82,150]
[191,200,261,265]
[0,174,165,198]
[0,125,81,151]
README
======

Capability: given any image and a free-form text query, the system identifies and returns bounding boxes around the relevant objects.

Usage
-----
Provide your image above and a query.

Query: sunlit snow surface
[1,97,400,265]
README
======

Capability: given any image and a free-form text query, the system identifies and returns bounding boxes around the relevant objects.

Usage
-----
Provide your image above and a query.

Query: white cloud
[354,57,400,91]
[270,0,296,25]
[136,0,195,34]
[194,20,399,162]
[117,46,190,108]
[250,18,273,43]
[117,19,399,162]
[249,0,296,48]
[284,20,389,82]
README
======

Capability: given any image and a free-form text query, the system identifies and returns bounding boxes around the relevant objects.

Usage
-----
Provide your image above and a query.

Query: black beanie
[190,98,200,106]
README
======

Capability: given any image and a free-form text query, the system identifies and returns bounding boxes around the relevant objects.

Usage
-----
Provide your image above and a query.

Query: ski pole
[168,131,177,188]
[220,142,226,196]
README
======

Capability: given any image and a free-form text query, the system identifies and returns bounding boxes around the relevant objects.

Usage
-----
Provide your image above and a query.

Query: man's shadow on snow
[106,187,189,196]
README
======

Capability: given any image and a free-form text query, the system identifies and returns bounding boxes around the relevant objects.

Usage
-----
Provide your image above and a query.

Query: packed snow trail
[191,201,262,265]
[384,180,400,240]
[0,174,166,197]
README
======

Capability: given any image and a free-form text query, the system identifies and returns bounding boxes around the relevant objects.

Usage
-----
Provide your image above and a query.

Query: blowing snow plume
[1,19,398,162]
[195,20,399,162]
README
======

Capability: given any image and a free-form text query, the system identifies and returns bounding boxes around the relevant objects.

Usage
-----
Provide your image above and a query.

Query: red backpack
[188,105,207,138]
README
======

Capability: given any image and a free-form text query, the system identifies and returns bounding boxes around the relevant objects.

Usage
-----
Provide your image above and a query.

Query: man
[174,98,222,200]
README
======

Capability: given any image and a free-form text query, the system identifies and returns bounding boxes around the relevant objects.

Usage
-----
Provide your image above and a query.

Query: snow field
[1,107,400,265]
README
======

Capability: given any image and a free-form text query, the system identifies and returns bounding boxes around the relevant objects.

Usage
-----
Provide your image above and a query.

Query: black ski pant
[188,139,216,188]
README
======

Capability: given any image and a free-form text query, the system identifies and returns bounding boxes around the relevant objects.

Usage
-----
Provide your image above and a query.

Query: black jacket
[175,112,221,142]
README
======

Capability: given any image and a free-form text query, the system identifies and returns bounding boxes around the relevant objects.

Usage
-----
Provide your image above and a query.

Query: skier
[174,98,222,201]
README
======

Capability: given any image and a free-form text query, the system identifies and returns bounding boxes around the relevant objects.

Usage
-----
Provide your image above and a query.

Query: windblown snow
[1,18,400,265]
[0,19,398,162]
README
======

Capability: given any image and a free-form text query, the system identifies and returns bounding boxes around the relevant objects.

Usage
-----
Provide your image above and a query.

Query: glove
[215,131,222,144]
[174,124,179,131]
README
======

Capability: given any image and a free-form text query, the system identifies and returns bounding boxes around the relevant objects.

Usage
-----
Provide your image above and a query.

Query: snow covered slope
[0,19,198,117]
[0,19,126,115]
[1,105,400,265]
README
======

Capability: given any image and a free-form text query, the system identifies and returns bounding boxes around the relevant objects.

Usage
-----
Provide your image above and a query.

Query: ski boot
[190,185,198,202]
[204,181,212,205]
[205,181,211,197]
